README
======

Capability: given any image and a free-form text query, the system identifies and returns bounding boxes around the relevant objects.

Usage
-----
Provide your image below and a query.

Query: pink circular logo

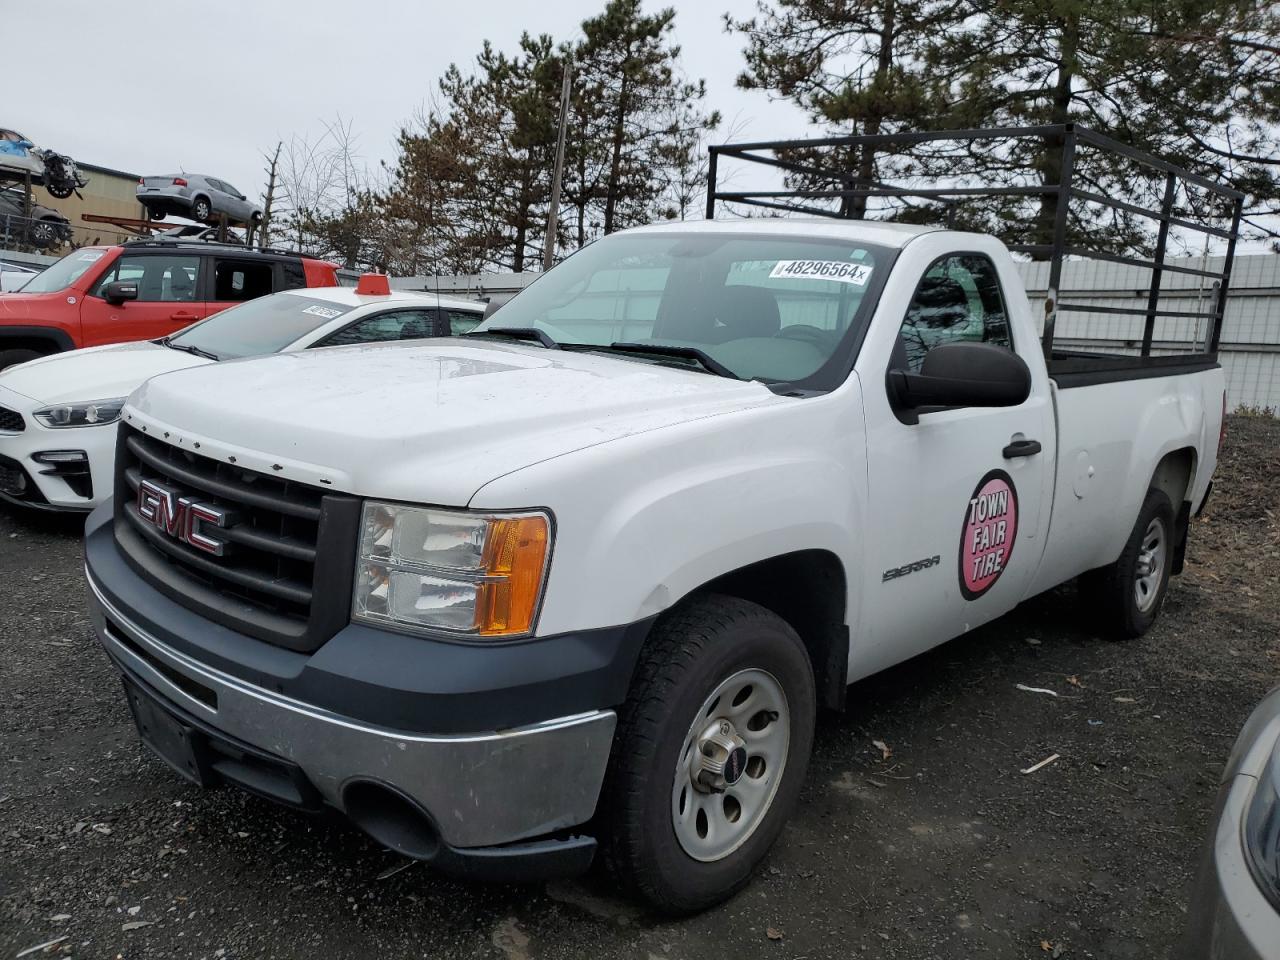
[959,470,1018,600]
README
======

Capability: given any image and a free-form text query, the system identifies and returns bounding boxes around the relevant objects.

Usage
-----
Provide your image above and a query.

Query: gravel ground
[1,415,1277,960]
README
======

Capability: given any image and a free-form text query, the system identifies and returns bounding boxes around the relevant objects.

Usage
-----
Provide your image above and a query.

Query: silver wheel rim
[670,668,790,863]
[1134,517,1167,613]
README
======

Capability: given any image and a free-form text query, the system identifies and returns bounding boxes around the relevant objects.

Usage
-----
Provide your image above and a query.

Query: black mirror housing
[888,341,1031,424]
[103,280,139,305]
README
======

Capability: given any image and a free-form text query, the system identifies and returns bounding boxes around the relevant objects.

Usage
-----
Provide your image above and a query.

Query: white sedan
[0,280,485,512]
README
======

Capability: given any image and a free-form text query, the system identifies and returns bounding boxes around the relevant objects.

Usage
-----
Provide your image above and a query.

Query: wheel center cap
[693,719,748,793]
[723,744,749,785]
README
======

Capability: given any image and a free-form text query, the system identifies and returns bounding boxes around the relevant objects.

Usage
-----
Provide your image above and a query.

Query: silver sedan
[137,174,262,226]
[1184,685,1280,957]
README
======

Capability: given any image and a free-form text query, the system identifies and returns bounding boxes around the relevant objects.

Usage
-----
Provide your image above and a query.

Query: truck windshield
[472,232,892,383]
[168,293,354,360]
[17,248,110,294]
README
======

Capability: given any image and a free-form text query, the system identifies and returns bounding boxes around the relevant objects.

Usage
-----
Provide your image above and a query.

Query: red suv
[0,240,339,370]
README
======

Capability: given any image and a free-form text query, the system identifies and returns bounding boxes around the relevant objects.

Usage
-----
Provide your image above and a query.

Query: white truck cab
[84,127,1234,912]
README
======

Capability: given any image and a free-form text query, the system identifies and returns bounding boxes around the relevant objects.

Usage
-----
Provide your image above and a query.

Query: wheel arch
[0,326,74,354]
[680,549,849,711]
[1150,446,1197,575]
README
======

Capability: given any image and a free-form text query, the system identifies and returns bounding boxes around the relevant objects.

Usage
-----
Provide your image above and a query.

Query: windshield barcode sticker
[768,260,873,285]
[302,305,343,319]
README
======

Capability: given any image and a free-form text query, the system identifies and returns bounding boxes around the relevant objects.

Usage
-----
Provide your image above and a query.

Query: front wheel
[601,595,816,914]
[1081,488,1175,638]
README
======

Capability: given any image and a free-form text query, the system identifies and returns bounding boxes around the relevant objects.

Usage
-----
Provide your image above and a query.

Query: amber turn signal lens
[476,515,550,636]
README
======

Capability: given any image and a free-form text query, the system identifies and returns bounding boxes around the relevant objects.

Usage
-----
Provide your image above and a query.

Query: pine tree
[728,0,953,218]
[728,0,1280,249]
[573,0,720,237]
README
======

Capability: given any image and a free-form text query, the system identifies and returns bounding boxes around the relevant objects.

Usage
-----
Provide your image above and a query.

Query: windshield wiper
[160,337,220,361]
[467,327,560,349]
[604,342,741,380]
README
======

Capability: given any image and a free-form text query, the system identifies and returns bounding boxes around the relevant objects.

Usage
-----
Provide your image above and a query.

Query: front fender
[470,392,866,638]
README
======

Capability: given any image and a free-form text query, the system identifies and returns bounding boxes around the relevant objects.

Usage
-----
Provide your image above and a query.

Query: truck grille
[113,425,359,652]
[0,405,23,433]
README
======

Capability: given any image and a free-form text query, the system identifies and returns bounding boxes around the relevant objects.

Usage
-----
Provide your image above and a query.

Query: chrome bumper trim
[86,568,616,848]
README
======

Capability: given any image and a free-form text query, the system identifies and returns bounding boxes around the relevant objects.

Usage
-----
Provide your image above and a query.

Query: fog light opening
[343,781,441,860]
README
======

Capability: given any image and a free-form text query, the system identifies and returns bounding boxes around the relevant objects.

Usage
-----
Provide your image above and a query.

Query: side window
[894,253,1011,372]
[214,260,274,302]
[91,255,198,302]
[445,309,482,335]
[280,261,306,290]
[319,310,438,347]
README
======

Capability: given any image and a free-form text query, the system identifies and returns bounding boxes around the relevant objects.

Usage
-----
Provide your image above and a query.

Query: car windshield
[471,232,892,383]
[169,293,355,360]
[18,248,109,294]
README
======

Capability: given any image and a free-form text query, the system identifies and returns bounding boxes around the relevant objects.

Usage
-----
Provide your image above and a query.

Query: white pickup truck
[84,208,1229,911]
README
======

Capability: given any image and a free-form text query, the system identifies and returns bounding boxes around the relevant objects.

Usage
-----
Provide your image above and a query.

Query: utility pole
[543,56,573,272]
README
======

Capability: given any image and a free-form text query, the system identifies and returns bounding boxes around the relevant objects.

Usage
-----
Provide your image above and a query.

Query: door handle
[170,311,199,322]
[1003,438,1042,459]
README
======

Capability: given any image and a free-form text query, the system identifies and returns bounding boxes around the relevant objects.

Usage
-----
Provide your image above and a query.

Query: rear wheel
[0,348,45,372]
[601,595,816,914]
[191,197,212,223]
[1081,488,1175,638]
[148,209,166,221]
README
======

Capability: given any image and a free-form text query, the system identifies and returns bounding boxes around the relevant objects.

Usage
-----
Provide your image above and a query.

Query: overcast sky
[5,0,811,201]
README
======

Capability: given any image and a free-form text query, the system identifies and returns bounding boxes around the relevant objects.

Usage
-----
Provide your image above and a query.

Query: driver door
[857,251,1054,675]
[79,253,205,347]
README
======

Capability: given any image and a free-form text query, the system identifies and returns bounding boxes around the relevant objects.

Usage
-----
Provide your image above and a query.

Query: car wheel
[192,197,212,223]
[0,348,45,372]
[30,219,56,248]
[1081,488,1175,638]
[149,209,166,221]
[601,594,816,914]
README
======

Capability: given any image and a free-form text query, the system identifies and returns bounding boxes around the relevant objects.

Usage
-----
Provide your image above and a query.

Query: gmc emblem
[136,478,232,556]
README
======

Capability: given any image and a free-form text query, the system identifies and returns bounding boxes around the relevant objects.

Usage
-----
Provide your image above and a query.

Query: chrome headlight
[1245,736,1280,909]
[353,502,551,639]
[32,397,126,428]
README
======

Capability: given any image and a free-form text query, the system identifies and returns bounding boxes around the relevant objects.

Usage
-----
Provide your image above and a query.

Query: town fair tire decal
[959,469,1018,600]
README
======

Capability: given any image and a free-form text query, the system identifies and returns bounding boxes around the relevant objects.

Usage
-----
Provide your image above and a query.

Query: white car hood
[126,339,783,506]
[0,341,211,405]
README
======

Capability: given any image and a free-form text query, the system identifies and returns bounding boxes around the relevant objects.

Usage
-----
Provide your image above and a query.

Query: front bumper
[0,388,111,510]
[88,569,617,853]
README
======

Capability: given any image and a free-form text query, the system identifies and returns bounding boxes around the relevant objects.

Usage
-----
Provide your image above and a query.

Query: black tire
[0,348,45,372]
[30,219,58,249]
[600,594,816,914]
[191,197,212,223]
[1081,488,1175,638]
[149,209,166,221]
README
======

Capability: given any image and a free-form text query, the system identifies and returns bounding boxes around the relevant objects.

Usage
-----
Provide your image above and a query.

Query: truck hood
[127,339,783,506]
[0,340,210,404]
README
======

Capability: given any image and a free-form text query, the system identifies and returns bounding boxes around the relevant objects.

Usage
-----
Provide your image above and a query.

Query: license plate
[123,679,208,786]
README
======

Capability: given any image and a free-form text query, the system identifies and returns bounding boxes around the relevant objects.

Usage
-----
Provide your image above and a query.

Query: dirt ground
[1,415,1277,960]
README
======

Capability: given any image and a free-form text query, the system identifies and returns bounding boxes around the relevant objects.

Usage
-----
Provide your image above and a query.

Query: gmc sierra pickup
[83,128,1235,913]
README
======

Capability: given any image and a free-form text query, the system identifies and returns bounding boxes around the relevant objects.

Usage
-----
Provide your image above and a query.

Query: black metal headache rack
[706,124,1245,375]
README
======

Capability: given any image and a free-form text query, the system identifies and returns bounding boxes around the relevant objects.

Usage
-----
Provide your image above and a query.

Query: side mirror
[103,280,139,305]
[888,341,1030,424]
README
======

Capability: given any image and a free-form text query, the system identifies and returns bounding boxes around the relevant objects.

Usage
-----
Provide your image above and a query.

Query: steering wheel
[775,324,836,350]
